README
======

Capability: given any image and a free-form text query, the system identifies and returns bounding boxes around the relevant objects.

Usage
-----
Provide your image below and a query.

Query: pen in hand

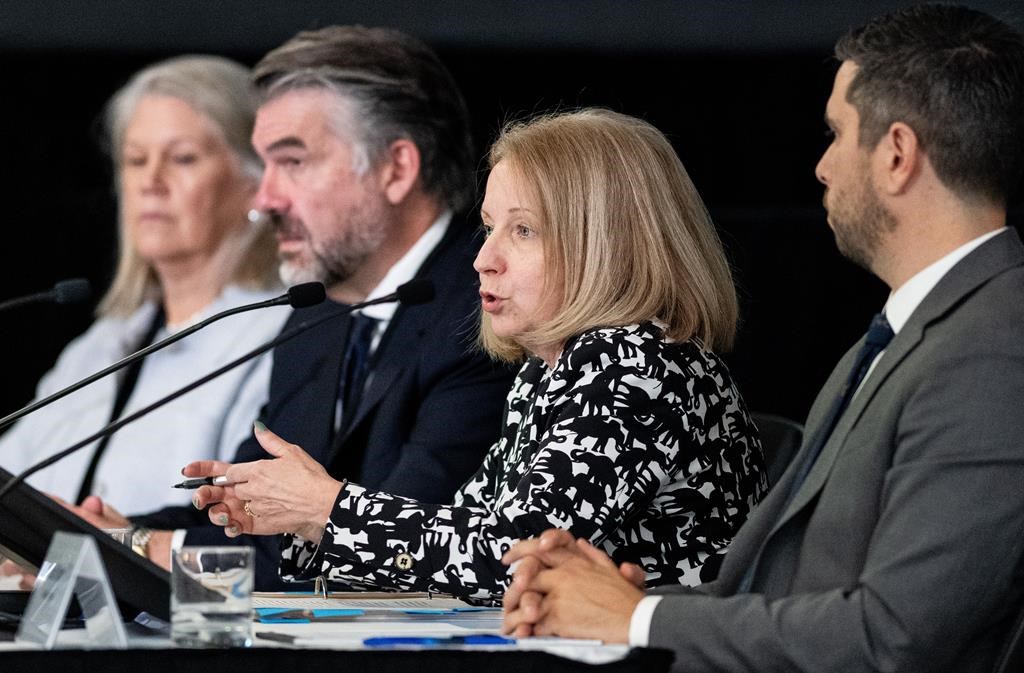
[173,475,233,489]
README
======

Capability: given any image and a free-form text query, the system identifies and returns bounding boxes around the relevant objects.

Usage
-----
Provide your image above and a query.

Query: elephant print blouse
[280,321,767,601]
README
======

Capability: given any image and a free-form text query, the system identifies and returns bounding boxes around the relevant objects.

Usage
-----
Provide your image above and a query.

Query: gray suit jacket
[649,229,1024,673]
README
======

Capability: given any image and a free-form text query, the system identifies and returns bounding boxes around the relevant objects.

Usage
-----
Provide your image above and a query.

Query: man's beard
[826,172,897,272]
[275,199,389,288]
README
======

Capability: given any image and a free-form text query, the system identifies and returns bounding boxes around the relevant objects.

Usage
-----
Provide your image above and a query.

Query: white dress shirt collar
[883,227,1006,334]
[357,210,452,324]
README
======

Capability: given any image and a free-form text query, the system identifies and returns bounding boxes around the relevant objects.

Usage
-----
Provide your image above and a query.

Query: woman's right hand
[186,423,343,541]
[182,458,251,534]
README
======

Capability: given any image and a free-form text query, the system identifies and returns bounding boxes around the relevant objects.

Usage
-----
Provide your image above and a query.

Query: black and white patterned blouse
[280,321,766,601]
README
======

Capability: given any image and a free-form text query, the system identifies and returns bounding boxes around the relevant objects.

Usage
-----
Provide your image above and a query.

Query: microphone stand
[0,291,55,312]
[0,284,322,432]
[0,282,429,503]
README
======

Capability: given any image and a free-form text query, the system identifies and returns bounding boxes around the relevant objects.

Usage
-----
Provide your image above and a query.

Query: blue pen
[363,634,515,647]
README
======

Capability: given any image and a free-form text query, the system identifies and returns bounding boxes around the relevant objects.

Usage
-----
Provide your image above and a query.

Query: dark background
[1,1,1021,427]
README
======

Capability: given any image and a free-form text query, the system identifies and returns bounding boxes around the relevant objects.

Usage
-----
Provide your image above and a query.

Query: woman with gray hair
[0,56,288,518]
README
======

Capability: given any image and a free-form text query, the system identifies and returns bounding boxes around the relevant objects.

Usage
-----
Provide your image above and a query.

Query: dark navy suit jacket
[135,220,516,589]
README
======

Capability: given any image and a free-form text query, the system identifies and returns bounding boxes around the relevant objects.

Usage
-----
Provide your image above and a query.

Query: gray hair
[252,26,475,213]
[104,55,261,182]
[99,55,278,317]
[263,70,376,176]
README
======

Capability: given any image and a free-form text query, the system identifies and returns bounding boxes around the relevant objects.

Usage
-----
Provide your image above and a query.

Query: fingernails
[254,420,267,433]
[226,526,239,537]
[192,494,201,509]
[216,514,229,525]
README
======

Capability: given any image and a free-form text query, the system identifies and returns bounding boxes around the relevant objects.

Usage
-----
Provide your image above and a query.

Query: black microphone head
[287,282,327,308]
[52,278,92,305]
[396,279,435,306]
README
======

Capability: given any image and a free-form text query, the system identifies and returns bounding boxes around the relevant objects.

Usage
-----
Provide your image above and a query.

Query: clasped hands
[500,528,647,643]
[186,423,343,542]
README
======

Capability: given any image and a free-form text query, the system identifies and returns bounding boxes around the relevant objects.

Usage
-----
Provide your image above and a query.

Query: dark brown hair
[836,4,1024,204]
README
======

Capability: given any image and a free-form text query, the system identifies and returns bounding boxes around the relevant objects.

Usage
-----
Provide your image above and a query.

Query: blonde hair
[98,55,278,317]
[480,108,739,362]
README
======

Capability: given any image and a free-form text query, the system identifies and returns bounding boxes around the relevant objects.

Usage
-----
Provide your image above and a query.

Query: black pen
[256,631,299,645]
[172,475,232,489]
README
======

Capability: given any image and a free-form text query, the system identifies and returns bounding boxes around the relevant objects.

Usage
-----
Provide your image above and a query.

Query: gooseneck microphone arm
[0,279,435,503]
[0,282,326,433]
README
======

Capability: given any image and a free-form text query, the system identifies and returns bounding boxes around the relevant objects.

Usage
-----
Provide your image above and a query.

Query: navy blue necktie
[338,313,378,422]
[738,312,894,592]
[783,312,894,499]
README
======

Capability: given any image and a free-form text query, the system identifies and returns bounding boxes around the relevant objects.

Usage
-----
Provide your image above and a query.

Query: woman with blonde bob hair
[0,56,290,519]
[479,108,738,362]
[190,108,765,601]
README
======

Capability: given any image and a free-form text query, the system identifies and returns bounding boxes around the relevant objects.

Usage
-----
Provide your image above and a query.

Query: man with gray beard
[101,26,515,589]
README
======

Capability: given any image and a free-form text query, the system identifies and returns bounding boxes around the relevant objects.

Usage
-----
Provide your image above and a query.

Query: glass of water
[171,546,253,647]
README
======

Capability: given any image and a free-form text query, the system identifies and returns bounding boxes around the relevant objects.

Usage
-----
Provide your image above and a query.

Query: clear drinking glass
[171,546,253,647]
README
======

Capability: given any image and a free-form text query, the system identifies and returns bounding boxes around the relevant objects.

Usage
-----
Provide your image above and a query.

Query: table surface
[0,589,675,672]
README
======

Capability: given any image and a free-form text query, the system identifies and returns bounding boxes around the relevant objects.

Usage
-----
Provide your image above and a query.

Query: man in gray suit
[500,5,1024,672]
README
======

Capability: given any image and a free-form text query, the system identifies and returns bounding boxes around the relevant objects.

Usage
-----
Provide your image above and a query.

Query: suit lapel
[775,324,923,527]
[296,308,351,463]
[773,229,1024,531]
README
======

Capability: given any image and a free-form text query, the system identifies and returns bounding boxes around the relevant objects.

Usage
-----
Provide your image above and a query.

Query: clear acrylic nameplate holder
[15,531,128,649]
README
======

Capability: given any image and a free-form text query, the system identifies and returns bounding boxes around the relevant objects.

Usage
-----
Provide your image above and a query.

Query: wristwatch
[131,526,154,558]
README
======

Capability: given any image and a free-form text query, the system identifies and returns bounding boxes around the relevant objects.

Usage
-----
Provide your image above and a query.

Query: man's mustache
[268,213,307,239]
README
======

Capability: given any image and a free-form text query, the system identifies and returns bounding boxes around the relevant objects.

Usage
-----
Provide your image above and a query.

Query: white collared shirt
[628,226,1009,646]
[883,227,1005,333]
[356,210,450,343]
[856,227,1007,391]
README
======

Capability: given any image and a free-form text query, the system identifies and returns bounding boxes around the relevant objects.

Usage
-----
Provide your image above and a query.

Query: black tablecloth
[0,646,674,673]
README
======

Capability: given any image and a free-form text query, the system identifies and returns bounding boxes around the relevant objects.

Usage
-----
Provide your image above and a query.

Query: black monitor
[0,466,170,620]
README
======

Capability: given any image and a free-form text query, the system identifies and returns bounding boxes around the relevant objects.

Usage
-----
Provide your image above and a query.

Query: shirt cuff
[629,595,663,646]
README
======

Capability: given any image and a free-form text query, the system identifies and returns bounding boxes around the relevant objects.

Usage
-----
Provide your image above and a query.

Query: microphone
[284,282,328,308]
[393,278,435,306]
[52,279,93,305]
[0,282,326,433]
[0,279,435,502]
[363,278,435,308]
[0,278,93,313]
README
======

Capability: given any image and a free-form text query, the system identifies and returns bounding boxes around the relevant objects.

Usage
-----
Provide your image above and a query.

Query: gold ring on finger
[243,500,259,518]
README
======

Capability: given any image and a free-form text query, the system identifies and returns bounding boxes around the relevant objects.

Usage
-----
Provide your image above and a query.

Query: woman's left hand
[187,423,344,541]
